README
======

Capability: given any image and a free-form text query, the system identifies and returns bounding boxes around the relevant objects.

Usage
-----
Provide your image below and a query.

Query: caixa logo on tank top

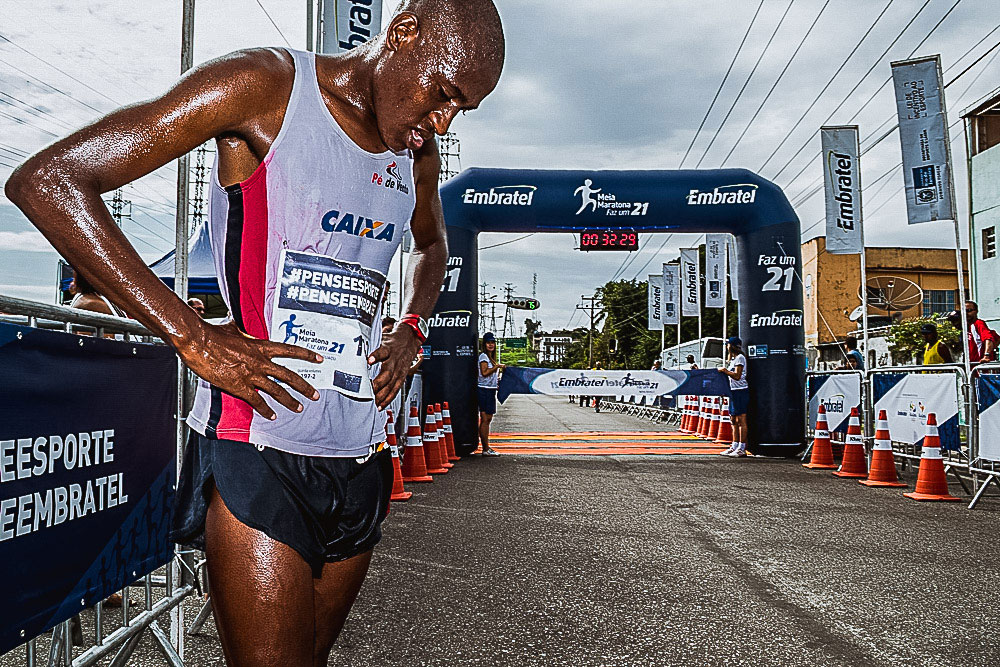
[370,161,410,195]
[320,209,396,241]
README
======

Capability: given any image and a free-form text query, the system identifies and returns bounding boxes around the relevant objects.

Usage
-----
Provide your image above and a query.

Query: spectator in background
[686,354,698,370]
[69,269,125,317]
[478,332,503,456]
[840,335,864,371]
[949,302,998,364]
[651,360,661,371]
[187,297,206,317]
[921,323,953,365]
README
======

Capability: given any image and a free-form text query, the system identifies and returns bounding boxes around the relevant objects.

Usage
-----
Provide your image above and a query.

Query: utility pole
[439,132,461,182]
[306,0,314,51]
[501,282,516,338]
[577,294,600,368]
[108,188,131,227]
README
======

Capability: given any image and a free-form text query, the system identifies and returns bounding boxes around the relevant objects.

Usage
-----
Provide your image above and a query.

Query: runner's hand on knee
[368,329,421,410]
[177,320,322,420]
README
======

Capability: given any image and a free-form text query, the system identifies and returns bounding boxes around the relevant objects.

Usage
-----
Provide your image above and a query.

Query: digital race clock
[579,229,640,251]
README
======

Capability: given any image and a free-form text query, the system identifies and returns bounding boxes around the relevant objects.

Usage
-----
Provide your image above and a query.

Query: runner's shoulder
[182,47,295,115]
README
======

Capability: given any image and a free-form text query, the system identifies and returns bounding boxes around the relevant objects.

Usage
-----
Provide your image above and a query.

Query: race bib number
[270,250,386,400]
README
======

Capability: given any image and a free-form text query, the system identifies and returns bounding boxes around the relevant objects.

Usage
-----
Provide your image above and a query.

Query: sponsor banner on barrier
[821,126,864,254]
[976,374,1000,462]
[647,275,663,331]
[872,372,960,450]
[891,56,957,224]
[662,263,679,326]
[705,234,727,308]
[680,247,700,317]
[497,367,731,403]
[0,324,176,653]
[325,0,383,53]
[807,374,862,433]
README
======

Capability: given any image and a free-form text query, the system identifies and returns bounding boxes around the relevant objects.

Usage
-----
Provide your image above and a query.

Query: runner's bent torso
[187,49,416,457]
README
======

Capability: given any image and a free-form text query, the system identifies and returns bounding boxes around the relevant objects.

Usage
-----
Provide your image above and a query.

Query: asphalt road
[6,395,999,666]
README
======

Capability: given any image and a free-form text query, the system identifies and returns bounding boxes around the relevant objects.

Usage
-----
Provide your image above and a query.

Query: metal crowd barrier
[969,362,1000,510]
[0,295,196,666]
[800,369,866,462]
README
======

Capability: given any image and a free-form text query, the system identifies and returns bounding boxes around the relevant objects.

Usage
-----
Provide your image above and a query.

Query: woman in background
[718,337,749,458]
[477,332,504,456]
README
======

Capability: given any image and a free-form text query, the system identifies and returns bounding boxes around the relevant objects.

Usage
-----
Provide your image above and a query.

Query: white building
[535,336,572,364]
[964,88,1000,329]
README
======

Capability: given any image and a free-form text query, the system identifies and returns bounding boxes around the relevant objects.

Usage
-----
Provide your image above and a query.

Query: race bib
[270,250,385,400]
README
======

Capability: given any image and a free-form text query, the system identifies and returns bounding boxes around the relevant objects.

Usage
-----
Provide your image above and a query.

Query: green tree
[886,316,961,364]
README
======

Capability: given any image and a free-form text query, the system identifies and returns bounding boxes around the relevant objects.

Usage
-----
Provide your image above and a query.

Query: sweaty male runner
[5,1,504,664]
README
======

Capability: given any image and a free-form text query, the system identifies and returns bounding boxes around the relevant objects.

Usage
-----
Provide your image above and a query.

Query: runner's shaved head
[395,0,505,80]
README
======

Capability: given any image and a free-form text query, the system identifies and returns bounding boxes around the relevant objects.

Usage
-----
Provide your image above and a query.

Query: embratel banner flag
[324,0,382,53]
[821,126,863,254]
[647,274,664,331]
[727,235,739,300]
[704,234,727,308]
[662,263,679,326]
[890,55,957,224]
[680,247,700,317]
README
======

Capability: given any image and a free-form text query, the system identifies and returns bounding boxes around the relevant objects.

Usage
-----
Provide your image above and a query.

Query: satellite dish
[859,276,924,318]
[848,305,865,322]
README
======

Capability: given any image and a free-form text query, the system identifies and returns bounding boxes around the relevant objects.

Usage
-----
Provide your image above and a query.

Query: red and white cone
[715,398,734,445]
[442,402,460,461]
[833,406,868,478]
[803,404,837,470]
[903,413,961,501]
[707,397,722,440]
[423,407,449,474]
[400,406,433,483]
[681,396,692,432]
[386,411,412,501]
[860,409,906,488]
[433,403,454,469]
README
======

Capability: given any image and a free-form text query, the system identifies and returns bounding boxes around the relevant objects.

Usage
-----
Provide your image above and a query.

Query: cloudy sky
[1,0,998,334]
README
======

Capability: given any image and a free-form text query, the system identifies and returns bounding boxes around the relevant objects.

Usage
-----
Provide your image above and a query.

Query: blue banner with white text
[0,323,177,652]
[498,367,732,404]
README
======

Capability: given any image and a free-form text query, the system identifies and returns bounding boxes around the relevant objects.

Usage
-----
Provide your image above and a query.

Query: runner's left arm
[368,138,447,409]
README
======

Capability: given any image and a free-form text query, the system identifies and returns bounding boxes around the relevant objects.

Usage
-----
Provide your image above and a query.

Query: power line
[757,0,897,174]
[254,0,293,47]
[694,0,796,169]
[0,31,121,106]
[678,0,765,168]
[481,233,536,250]
[770,0,935,184]
[719,0,834,167]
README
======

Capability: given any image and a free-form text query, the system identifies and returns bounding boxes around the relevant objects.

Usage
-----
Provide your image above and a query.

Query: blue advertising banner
[976,374,1000,462]
[498,367,731,404]
[0,323,176,653]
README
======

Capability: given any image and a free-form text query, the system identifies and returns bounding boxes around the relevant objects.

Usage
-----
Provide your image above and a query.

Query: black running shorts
[170,431,392,577]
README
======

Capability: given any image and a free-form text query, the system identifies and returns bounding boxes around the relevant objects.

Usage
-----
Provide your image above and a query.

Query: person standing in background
[718,337,749,458]
[477,332,504,456]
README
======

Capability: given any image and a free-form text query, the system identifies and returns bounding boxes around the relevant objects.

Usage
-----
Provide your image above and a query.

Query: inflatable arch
[422,168,806,456]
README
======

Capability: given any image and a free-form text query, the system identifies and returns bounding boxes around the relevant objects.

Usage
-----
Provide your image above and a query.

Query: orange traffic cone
[442,402,460,461]
[401,406,433,483]
[699,397,713,437]
[860,410,907,488]
[707,397,722,440]
[803,404,837,469]
[423,407,449,474]
[679,396,689,432]
[715,399,734,444]
[386,411,412,501]
[833,406,868,478]
[903,413,961,501]
[433,404,454,469]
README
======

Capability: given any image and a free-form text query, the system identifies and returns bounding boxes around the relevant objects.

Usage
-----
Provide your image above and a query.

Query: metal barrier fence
[801,370,866,462]
[0,295,196,667]
[969,362,1000,509]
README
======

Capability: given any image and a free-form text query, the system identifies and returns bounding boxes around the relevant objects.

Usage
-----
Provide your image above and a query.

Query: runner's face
[375,15,502,152]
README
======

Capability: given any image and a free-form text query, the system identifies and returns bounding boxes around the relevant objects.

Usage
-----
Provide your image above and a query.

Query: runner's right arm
[4,49,321,420]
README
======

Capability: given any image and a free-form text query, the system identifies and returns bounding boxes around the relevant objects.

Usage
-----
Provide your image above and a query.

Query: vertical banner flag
[704,234,727,308]
[323,0,383,53]
[821,126,864,254]
[662,263,679,326]
[890,56,957,224]
[647,275,664,330]
[727,235,739,300]
[680,247,700,317]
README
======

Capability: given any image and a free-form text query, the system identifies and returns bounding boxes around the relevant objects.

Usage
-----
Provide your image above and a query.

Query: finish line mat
[489,431,743,456]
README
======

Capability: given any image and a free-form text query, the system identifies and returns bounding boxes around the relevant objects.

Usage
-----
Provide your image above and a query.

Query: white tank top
[187,49,416,457]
